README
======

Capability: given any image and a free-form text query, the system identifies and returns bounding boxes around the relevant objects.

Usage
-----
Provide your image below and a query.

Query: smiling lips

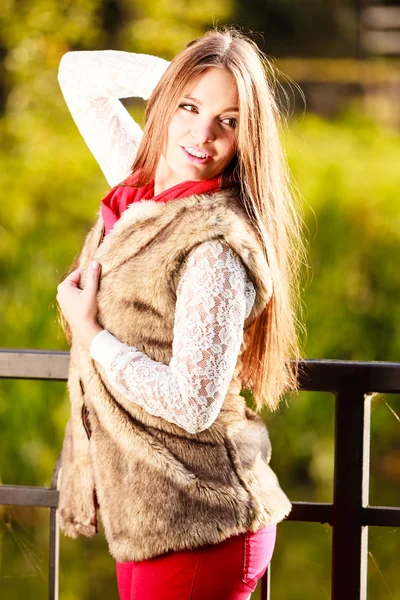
[181,146,212,164]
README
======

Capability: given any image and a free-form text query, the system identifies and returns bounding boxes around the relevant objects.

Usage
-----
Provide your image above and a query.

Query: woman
[56,28,302,600]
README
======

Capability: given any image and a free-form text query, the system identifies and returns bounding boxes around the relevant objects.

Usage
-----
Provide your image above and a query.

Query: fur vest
[59,188,292,562]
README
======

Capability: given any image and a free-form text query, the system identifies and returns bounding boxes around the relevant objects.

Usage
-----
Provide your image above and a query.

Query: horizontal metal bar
[298,359,400,394]
[287,501,333,524]
[362,505,400,527]
[2,351,400,393]
[0,485,59,508]
[1,483,399,529]
[0,349,69,380]
[286,502,400,527]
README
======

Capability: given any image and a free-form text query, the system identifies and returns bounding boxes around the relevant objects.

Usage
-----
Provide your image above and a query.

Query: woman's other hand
[57,261,103,348]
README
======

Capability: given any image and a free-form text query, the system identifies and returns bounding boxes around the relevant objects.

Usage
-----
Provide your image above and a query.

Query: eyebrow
[183,96,239,113]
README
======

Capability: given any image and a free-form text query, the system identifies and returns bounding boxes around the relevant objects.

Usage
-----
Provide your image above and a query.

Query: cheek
[222,138,237,165]
[168,113,188,139]
[163,115,180,154]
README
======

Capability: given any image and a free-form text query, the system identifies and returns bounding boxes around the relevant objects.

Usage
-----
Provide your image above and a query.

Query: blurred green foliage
[0,1,399,599]
[289,108,400,361]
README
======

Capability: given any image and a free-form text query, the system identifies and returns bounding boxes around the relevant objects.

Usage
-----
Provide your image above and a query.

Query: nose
[191,118,215,144]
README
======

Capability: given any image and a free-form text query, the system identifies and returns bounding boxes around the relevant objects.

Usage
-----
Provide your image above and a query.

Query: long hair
[124,28,305,411]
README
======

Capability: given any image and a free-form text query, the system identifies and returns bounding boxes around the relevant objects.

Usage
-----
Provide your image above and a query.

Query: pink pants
[116,524,277,600]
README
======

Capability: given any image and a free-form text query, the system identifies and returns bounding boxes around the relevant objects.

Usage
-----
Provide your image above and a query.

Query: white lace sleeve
[58,50,169,186]
[90,240,256,434]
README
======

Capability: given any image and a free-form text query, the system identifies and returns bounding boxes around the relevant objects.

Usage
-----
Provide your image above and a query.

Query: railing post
[260,562,271,600]
[49,456,61,600]
[331,389,371,599]
[49,507,60,600]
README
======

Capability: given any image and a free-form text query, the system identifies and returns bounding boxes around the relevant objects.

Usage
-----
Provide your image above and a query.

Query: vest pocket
[79,379,92,440]
[81,403,92,439]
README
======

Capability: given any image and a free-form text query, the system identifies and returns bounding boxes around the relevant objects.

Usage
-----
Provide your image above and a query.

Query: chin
[190,165,213,177]
[173,158,212,181]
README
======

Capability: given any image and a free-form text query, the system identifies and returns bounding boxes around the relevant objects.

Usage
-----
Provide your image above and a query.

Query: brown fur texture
[59,190,292,562]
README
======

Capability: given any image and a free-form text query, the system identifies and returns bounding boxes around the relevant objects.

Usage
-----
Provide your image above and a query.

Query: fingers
[57,270,80,298]
[57,262,101,300]
[56,261,102,339]
[84,261,102,295]
[65,269,82,285]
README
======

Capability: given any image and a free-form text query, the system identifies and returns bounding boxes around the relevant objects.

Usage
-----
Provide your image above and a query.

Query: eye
[221,117,237,129]
[179,103,198,113]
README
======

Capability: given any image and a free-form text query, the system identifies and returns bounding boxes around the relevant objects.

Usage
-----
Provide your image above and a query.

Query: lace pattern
[58,50,169,186]
[106,240,255,433]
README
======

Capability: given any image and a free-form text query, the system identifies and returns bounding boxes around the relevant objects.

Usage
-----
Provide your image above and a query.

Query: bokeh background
[0,1,399,598]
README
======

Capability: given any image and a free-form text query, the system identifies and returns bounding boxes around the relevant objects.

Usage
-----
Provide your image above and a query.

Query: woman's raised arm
[58,50,169,187]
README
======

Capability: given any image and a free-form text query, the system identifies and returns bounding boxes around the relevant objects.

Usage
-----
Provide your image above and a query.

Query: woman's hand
[57,261,103,348]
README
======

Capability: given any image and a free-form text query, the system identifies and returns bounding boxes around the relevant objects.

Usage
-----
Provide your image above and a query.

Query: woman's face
[156,68,239,188]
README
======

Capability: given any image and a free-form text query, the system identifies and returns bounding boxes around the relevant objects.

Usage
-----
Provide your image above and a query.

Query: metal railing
[1,349,400,600]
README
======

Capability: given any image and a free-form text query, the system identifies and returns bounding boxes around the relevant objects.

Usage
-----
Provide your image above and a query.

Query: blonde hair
[125,28,304,411]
